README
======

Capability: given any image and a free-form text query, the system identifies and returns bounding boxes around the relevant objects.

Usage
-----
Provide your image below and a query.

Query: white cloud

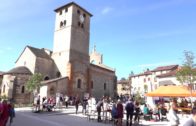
[101,7,113,15]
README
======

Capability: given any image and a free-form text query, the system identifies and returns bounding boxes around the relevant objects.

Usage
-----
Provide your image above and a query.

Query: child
[9,102,15,126]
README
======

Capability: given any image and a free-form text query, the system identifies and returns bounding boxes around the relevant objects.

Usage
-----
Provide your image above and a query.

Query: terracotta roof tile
[5,66,32,75]
[156,70,177,78]
[152,65,178,72]
[27,46,52,60]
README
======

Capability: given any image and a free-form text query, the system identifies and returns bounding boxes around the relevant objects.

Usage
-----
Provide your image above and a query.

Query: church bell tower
[52,2,92,77]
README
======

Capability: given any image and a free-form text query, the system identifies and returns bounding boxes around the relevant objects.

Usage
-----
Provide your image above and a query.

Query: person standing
[8,102,15,126]
[183,107,196,126]
[36,95,40,112]
[117,100,124,126]
[0,100,4,126]
[65,96,69,108]
[125,98,134,126]
[96,98,103,122]
[75,97,80,114]
[1,100,9,126]
[82,98,88,115]
[134,102,141,123]
[168,102,179,126]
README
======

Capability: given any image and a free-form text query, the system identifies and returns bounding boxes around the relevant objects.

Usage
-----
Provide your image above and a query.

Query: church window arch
[78,22,81,27]
[104,83,106,90]
[64,20,66,26]
[65,8,68,12]
[77,10,80,14]
[83,13,86,18]
[3,85,5,93]
[77,79,81,89]
[56,71,61,78]
[60,21,64,27]
[59,10,62,15]
[81,24,84,28]
[44,76,50,80]
[21,86,25,93]
[50,87,55,95]
[91,81,93,89]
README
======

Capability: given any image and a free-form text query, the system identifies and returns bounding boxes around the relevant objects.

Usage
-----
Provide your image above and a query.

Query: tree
[176,51,196,87]
[0,78,2,86]
[26,73,43,93]
[144,84,148,93]
[120,77,126,81]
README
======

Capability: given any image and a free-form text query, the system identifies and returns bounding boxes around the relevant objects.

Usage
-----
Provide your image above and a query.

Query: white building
[130,65,180,96]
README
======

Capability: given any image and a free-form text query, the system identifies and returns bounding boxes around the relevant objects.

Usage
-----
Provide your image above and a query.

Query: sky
[0,0,196,79]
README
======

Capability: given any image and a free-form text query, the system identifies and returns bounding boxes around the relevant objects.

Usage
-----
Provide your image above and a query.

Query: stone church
[1,2,117,104]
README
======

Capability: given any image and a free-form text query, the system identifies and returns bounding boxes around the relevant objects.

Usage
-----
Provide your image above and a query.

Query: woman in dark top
[134,102,141,123]
[117,100,124,126]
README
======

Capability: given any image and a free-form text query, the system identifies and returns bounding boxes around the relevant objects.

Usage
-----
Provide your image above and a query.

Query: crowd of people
[0,99,15,126]
[30,94,196,126]
[79,96,196,126]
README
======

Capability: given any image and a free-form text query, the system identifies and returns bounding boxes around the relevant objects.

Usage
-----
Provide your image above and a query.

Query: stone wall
[1,74,31,104]
[35,57,56,79]
[40,77,69,98]
[89,64,117,99]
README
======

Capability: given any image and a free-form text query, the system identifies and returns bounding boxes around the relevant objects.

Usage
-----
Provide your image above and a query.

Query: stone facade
[1,2,117,103]
[117,80,130,96]
[1,67,32,103]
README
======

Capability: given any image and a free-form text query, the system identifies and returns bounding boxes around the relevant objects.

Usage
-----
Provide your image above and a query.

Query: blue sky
[0,0,196,79]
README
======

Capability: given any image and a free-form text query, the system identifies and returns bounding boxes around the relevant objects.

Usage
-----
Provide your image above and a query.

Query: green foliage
[120,77,126,81]
[0,95,8,100]
[134,91,145,104]
[0,78,2,86]
[183,51,195,68]
[144,84,148,93]
[176,66,196,85]
[176,51,196,85]
[26,73,43,92]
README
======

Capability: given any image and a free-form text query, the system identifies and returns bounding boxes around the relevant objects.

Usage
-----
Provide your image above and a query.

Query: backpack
[111,106,118,118]
[125,102,134,112]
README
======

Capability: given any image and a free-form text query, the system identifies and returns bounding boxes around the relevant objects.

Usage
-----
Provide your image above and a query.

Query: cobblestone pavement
[9,106,190,126]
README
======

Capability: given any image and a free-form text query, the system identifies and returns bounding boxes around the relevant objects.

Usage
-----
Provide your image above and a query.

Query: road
[9,107,111,126]
[7,106,188,126]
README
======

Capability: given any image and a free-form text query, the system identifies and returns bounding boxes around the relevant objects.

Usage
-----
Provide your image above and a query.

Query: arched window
[104,83,106,90]
[59,10,62,15]
[77,79,81,89]
[64,20,66,26]
[21,86,25,93]
[91,81,93,89]
[56,72,61,78]
[44,76,49,80]
[60,21,63,27]
[3,85,5,93]
[50,87,55,95]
